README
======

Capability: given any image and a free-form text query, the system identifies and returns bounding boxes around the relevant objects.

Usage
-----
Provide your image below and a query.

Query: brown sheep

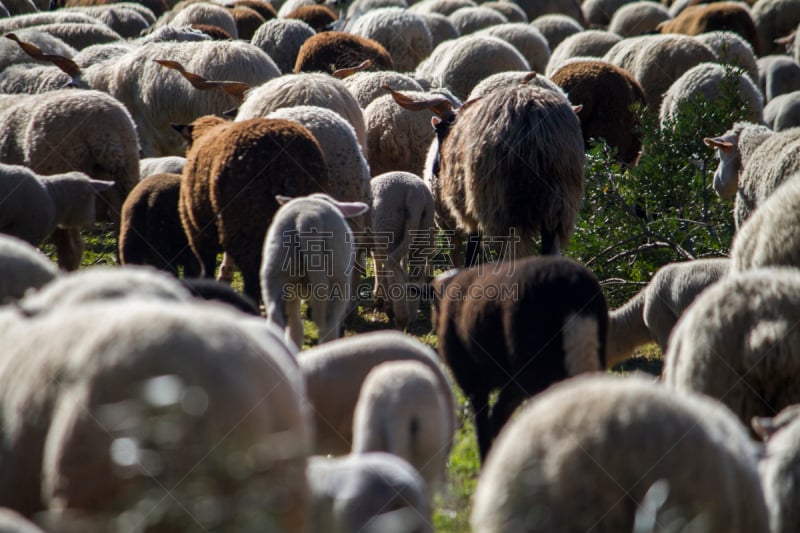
[231,0,277,20]
[228,5,266,40]
[284,4,338,32]
[658,2,761,55]
[294,31,394,74]
[550,59,647,166]
[179,116,329,304]
[119,172,199,278]
[188,23,233,40]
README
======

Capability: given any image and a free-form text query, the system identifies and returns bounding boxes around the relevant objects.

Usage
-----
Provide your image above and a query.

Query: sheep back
[550,59,646,166]
[658,2,760,55]
[440,84,584,247]
[293,31,394,74]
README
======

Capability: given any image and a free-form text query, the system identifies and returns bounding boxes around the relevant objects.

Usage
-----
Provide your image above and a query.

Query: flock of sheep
[3,0,800,530]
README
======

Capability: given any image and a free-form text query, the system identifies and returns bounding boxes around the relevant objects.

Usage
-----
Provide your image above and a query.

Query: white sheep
[447,5,508,35]
[607,1,671,37]
[343,70,424,107]
[696,31,759,86]
[604,33,716,112]
[235,73,367,153]
[250,18,316,74]
[414,34,530,100]
[471,374,769,532]
[298,330,456,456]
[261,193,369,348]
[752,404,800,533]
[349,7,434,72]
[418,11,461,47]
[156,1,239,39]
[0,234,59,305]
[704,121,800,228]
[65,3,155,38]
[408,0,476,17]
[664,268,800,430]
[606,257,730,367]
[0,28,78,73]
[529,13,583,51]
[582,0,634,27]
[752,0,800,56]
[352,360,454,491]
[307,453,432,533]
[24,22,123,50]
[0,298,310,529]
[477,22,550,73]
[264,106,371,210]
[138,155,186,181]
[369,171,436,327]
[0,163,113,269]
[764,90,800,130]
[659,62,764,127]
[482,1,527,23]
[84,40,280,157]
[758,55,800,103]
[466,70,565,99]
[730,173,800,271]
[0,12,102,34]
[545,29,621,76]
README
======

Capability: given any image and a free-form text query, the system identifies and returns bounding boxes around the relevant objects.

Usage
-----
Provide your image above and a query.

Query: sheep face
[704,134,740,199]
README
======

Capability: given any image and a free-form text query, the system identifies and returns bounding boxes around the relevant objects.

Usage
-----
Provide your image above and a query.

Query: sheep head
[703,134,739,199]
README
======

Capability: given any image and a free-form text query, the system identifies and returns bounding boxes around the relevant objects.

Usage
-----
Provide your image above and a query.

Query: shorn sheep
[388,82,584,260]
[664,268,800,431]
[0,163,113,270]
[704,121,800,228]
[352,360,454,491]
[261,193,369,349]
[307,453,432,533]
[118,172,199,277]
[752,403,800,533]
[369,171,437,328]
[298,330,456,456]
[0,234,59,305]
[0,298,310,530]
[430,256,608,460]
[179,116,329,304]
[471,374,769,532]
[764,91,800,131]
[606,257,730,367]
[758,55,800,103]
[729,173,800,271]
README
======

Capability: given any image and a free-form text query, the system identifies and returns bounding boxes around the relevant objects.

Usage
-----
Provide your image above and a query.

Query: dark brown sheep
[550,60,647,166]
[430,256,608,461]
[189,23,233,40]
[231,0,276,21]
[658,2,761,55]
[179,116,329,304]
[228,5,265,40]
[119,172,199,278]
[294,31,394,74]
[284,4,338,32]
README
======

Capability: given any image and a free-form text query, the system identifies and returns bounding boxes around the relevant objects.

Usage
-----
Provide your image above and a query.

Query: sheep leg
[285,297,304,349]
[464,233,481,267]
[52,227,83,271]
[471,392,493,462]
[490,386,526,444]
[216,253,235,284]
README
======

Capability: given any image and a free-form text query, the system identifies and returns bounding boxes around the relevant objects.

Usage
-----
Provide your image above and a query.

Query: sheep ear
[275,195,293,205]
[572,104,582,114]
[431,116,441,128]
[89,179,115,193]
[775,32,795,49]
[171,123,193,140]
[333,201,369,218]
[703,137,733,151]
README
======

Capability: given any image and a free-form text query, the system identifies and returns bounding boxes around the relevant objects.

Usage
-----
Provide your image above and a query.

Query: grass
[52,227,663,533]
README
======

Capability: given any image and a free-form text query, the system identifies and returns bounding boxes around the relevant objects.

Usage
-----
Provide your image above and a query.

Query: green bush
[568,67,752,307]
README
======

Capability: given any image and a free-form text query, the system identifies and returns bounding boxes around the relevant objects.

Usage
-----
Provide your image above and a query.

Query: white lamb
[352,360,454,491]
[261,193,369,348]
[369,171,436,327]
[307,453,432,533]
[471,374,769,533]
[0,163,113,270]
[298,330,456,456]
[0,234,59,305]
